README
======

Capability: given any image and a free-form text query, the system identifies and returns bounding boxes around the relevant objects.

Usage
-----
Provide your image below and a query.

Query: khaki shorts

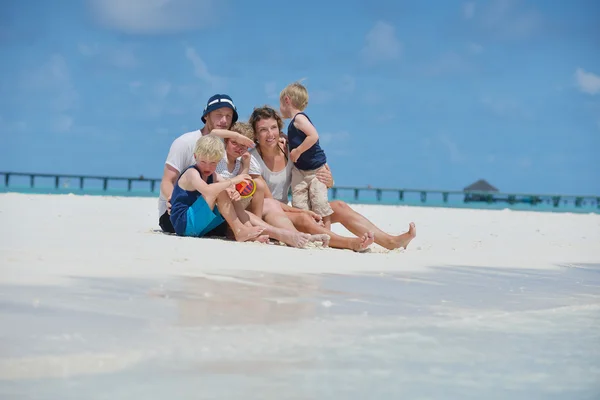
[291,165,334,217]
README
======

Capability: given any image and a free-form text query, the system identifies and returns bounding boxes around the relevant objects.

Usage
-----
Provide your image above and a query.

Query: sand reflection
[167,273,322,327]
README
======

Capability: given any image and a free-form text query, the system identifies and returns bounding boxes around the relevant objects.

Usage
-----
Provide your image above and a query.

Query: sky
[0,0,599,195]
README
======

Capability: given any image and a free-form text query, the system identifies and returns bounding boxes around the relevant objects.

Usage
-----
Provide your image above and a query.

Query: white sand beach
[1,193,599,399]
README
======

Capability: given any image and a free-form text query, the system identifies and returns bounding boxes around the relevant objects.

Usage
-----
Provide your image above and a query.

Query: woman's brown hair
[248,105,284,139]
[248,105,288,159]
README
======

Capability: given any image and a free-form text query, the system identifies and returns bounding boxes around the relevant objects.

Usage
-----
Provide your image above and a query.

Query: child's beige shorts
[291,165,334,217]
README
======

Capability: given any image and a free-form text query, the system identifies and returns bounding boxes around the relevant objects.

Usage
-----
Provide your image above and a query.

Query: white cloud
[361,21,402,65]
[517,156,532,168]
[319,131,350,146]
[15,121,27,132]
[88,0,217,34]
[0,116,28,133]
[575,68,600,95]
[154,81,172,98]
[363,90,382,106]
[79,43,138,68]
[480,96,533,119]
[176,84,201,99]
[78,43,99,56]
[319,131,352,156]
[302,75,356,105]
[185,46,224,88]
[438,134,463,163]
[467,42,484,54]
[425,52,472,76]
[463,2,476,19]
[375,112,396,124]
[109,48,138,68]
[54,115,74,133]
[264,81,278,99]
[310,89,336,105]
[23,54,78,111]
[129,81,143,91]
[339,74,356,94]
[479,0,542,39]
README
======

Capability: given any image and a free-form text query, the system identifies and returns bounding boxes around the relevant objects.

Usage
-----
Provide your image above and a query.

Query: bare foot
[278,230,310,248]
[309,234,331,247]
[351,232,375,252]
[391,222,416,250]
[234,226,266,242]
[253,234,270,244]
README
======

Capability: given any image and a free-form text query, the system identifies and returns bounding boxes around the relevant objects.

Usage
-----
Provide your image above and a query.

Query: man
[158,94,254,233]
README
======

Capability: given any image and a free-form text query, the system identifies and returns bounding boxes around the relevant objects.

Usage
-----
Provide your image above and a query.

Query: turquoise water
[2,185,598,214]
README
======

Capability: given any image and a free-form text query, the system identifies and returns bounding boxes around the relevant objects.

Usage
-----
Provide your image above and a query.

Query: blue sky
[1,0,599,195]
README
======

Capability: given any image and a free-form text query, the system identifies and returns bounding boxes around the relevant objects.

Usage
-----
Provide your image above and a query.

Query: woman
[248,106,416,251]
[217,122,330,249]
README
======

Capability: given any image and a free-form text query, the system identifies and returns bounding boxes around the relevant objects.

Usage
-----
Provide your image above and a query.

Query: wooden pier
[1,171,598,210]
[1,171,160,193]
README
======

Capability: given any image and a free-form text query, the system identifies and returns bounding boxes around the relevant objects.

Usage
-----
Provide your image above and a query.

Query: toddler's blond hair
[280,81,309,111]
[230,122,255,142]
[194,135,225,162]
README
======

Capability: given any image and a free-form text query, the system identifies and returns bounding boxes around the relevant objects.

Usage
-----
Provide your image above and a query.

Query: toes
[257,234,269,243]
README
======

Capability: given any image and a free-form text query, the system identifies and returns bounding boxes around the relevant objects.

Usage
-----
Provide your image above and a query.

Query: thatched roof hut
[464,179,498,192]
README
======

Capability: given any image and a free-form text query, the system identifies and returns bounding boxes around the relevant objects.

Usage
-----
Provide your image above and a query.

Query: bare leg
[217,191,266,242]
[245,211,311,248]
[329,200,416,250]
[322,215,331,230]
[263,199,331,247]
[262,198,297,231]
[239,199,326,248]
[249,178,265,218]
[286,212,373,252]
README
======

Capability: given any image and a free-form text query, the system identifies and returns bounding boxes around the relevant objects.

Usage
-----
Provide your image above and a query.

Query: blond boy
[170,135,253,237]
[279,81,334,228]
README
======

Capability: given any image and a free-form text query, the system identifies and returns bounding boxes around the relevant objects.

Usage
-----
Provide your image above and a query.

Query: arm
[160,164,180,202]
[209,129,255,148]
[246,152,319,219]
[240,152,251,175]
[250,175,323,223]
[215,173,241,201]
[181,169,251,199]
[250,175,273,199]
[316,163,334,188]
[291,114,319,157]
[161,135,194,210]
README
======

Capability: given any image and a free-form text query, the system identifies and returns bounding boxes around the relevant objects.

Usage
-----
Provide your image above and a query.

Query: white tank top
[248,148,292,204]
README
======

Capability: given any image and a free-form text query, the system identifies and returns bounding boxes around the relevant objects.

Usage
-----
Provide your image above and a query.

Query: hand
[236,134,255,149]
[232,173,252,185]
[316,164,334,188]
[241,152,251,167]
[290,148,300,163]
[167,196,172,215]
[305,210,323,225]
[279,136,287,149]
[226,187,241,202]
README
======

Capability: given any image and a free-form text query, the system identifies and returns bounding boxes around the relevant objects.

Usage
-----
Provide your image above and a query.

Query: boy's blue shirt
[287,112,327,171]
[169,165,215,235]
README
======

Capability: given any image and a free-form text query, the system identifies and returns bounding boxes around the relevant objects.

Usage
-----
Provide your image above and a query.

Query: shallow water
[1,265,599,399]
[2,186,598,214]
